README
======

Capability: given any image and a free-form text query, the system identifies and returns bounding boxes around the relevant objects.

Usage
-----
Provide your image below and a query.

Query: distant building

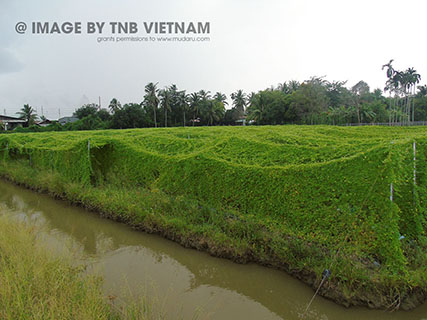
[36,119,53,127]
[58,116,79,125]
[235,117,247,126]
[0,115,26,131]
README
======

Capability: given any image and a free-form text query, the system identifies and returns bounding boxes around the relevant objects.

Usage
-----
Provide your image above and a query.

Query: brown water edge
[0,179,426,320]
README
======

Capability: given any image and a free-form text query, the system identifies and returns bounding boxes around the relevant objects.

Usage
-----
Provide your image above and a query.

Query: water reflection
[0,180,426,320]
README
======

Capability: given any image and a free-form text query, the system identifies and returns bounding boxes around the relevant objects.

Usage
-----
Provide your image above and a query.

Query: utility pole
[41,106,44,117]
[99,96,101,110]
[58,108,61,119]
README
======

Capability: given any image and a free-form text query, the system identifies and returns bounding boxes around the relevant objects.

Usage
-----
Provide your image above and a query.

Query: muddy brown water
[0,179,425,320]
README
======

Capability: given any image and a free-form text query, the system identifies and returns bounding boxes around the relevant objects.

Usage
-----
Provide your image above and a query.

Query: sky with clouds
[0,0,426,119]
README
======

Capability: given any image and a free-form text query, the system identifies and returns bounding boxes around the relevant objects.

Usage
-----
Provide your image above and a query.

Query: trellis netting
[0,126,426,275]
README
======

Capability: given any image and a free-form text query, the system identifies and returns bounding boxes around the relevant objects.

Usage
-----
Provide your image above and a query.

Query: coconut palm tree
[189,92,201,126]
[213,92,227,105]
[198,90,211,101]
[144,82,159,127]
[247,92,256,107]
[176,90,189,126]
[204,100,225,125]
[247,93,267,124]
[17,104,38,126]
[231,90,247,118]
[197,90,211,125]
[159,87,172,127]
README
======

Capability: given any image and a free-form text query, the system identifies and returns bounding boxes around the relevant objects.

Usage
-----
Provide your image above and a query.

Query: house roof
[58,116,79,124]
[0,115,26,123]
[37,119,52,125]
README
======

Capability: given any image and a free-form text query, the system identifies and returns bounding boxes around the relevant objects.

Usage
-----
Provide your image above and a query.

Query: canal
[0,179,425,320]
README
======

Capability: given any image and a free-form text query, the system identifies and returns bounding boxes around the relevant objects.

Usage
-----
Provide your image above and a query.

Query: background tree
[108,98,122,114]
[203,100,225,125]
[197,90,211,125]
[97,109,112,122]
[351,80,370,123]
[17,104,38,127]
[213,92,228,105]
[110,103,148,129]
[382,60,421,123]
[143,83,159,128]
[176,90,189,126]
[159,88,172,127]
[73,104,99,119]
[189,92,201,126]
[231,90,247,118]
[290,77,329,124]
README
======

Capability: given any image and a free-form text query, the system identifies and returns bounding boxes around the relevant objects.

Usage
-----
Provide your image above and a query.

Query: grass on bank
[1,160,426,311]
[0,214,156,320]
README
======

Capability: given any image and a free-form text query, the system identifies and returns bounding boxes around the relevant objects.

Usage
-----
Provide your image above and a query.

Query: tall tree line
[8,61,427,132]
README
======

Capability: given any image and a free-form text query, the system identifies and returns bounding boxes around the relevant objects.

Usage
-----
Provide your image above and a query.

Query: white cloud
[0,0,426,118]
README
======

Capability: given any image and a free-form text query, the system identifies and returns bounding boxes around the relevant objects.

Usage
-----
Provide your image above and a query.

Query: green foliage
[73,103,99,119]
[247,90,293,124]
[71,114,106,131]
[16,104,38,126]
[111,103,148,129]
[0,125,426,303]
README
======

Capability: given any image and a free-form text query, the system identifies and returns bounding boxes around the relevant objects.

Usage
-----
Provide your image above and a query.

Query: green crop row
[0,125,426,308]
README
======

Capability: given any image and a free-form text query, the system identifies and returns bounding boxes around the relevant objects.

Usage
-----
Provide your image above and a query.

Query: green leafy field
[0,125,426,309]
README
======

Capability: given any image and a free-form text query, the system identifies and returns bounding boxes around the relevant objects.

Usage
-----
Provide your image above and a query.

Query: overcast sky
[0,0,426,119]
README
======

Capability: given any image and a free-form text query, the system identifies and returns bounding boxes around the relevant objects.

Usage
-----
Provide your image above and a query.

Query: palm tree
[159,88,172,127]
[247,93,267,124]
[204,100,225,125]
[213,92,228,105]
[288,80,300,92]
[382,60,395,80]
[108,98,121,114]
[17,104,38,126]
[189,92,201,126]
[144,83,159,127]
[246,92,258,110]
[406,68,421,122]
[176,90,189,126]
[231,90,247,118]
[277,82,289,94]
[417,85,427,97]
[360,104,376,123]
[198,90,211,101]
[197,90,211,125]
